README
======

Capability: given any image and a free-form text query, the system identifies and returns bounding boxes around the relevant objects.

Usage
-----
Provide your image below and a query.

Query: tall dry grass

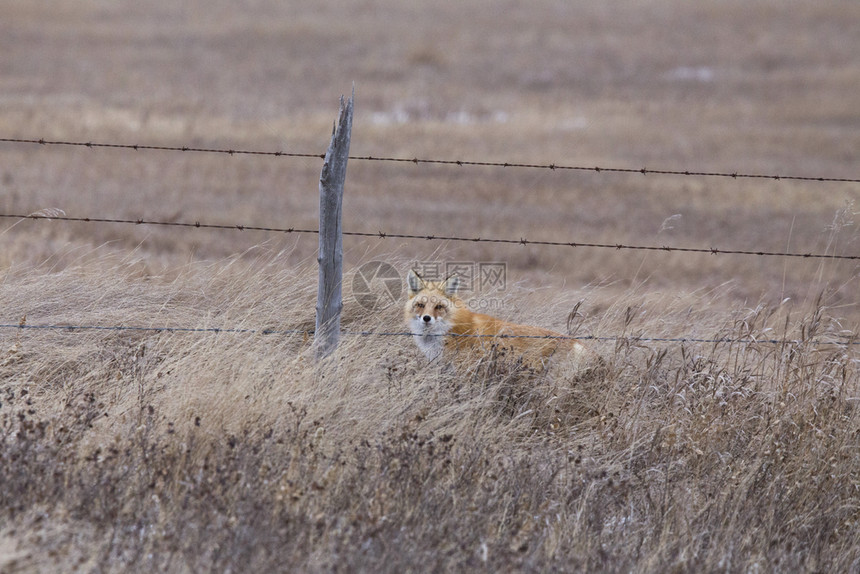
[1,249,858,572]
[2,0,859,570]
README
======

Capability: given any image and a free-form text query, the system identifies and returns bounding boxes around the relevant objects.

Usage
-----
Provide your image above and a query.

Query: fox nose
[422,315,432,323]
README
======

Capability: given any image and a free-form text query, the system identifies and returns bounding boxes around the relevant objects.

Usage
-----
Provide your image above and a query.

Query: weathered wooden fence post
[314,89,353,360]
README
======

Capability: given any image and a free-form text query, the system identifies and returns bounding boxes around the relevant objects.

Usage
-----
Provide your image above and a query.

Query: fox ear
[406,270,423,295]
[444,274,460,296]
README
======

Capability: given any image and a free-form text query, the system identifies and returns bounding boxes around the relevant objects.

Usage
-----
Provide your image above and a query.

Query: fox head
[404,270,461,358]
[405,269,461,326]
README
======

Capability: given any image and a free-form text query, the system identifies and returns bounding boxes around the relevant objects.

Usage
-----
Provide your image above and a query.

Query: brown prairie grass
[2,0,860,571]
[1,251,858,572]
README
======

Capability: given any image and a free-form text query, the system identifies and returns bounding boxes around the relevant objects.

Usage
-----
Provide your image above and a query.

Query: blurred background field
[1,1,859,572]
[2,0,858,308]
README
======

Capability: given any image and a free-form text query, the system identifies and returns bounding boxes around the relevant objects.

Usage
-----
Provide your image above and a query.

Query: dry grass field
[1,0,859,572]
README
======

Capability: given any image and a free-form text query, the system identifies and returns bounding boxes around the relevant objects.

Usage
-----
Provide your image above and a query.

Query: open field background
[1,0,859,571]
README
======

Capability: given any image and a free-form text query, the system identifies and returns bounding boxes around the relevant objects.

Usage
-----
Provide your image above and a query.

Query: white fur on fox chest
[408,315,450,360]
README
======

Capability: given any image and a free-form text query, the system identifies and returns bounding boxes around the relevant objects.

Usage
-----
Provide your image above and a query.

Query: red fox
[404,270,590,368]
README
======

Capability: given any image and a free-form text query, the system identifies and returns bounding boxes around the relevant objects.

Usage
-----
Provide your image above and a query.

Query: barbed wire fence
[2,133,859,349]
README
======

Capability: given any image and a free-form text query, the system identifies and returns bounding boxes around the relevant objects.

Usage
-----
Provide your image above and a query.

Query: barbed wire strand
[0,138,324,160]
[0,212,319,236]
[0,323,856,347]
[2,137,859,184]
[2,212,858,261]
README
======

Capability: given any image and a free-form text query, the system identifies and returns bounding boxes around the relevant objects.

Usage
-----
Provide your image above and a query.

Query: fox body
[404,270,588,367]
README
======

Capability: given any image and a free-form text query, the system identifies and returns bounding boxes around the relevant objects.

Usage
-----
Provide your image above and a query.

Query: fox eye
[415,302,425,310]
[434,304,446,311]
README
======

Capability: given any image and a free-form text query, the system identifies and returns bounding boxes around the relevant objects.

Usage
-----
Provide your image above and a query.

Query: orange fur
[404,270,589,367]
